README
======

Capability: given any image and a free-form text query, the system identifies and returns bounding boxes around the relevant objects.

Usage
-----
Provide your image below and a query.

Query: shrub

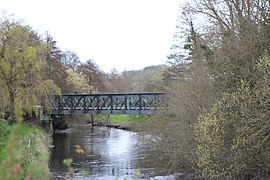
[0,120,11,150]
[195,56,270,179]
[0,122,52,179]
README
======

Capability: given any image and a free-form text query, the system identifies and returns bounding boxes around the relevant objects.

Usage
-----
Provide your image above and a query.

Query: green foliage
[195,55,270,179]
[66,68,94,93]
[0,120,11,149]
[63,158,74,178]
[0,121,51,179]
[0,17,60,117]
[109,115,129,123]
[95,114,148,126]
[117,65,166,93]
[77,59,107,92]
[19,129,51,179]
[158,0,270,176]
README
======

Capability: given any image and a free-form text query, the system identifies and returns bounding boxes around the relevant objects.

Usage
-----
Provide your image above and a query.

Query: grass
[94,114,151,130]
[0,120,52,179]
[0,119,11,149]
[95,114,130,125]
[110,114,130,124]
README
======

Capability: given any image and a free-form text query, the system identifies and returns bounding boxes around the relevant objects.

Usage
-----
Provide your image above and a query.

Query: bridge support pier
[90,114,94,125]
[50,114,69,132]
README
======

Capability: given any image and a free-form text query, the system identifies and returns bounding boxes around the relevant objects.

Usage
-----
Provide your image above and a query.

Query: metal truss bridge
[51,93,164,115]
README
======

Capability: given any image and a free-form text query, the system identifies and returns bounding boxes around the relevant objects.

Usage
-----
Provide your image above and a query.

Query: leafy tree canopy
[0,17,60,119]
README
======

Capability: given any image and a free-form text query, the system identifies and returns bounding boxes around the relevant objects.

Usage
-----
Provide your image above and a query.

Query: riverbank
[93,114,148,131]
[62,114,149,132]
[0,120,52,179]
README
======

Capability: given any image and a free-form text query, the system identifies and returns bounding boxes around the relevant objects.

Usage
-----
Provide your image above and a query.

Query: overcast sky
[0,0,184,72]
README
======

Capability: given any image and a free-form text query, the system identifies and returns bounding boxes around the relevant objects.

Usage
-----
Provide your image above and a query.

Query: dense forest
[1,0,270,179]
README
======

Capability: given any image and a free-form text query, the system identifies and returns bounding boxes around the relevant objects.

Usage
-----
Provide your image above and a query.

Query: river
[50,124,192,180]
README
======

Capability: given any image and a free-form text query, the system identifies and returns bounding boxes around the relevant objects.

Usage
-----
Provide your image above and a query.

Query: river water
[50,124,190,180]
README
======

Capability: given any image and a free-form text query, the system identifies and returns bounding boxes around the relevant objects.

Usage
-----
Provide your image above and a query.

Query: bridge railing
[51,93,165,115]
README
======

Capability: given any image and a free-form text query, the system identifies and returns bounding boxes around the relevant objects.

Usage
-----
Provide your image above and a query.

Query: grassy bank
[94,114,130,127]
[0,120,52,179]
[94,114,150,130]
[63,114,152,131]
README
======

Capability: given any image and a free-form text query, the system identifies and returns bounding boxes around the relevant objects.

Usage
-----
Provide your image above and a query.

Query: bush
[0,122,52,179]
[0,120,11,149]
[19,128,52,179]
[195,56,270,179]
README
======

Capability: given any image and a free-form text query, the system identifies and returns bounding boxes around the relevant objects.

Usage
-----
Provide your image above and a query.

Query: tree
[43,32,63,78]
[105,68,125,93]
[191,0,270,34]
[137,16,215,173]
[180,0,270,178]
[164,3,213,83]
[186,0,270,92]
[66,68,93,93]
[61,50,81,71]
[168,5,197,61]
[0,18,60,120]
[195,56,270,180]
[128,65,166,92]
[43,32,72,93]
[77,60,107,92]
[144,0,270,177]
[151,2,215,170]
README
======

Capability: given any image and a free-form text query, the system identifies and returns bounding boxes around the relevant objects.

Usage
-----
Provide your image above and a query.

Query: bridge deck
[51,93,164,115]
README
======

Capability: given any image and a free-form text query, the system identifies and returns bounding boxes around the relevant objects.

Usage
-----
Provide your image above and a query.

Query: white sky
[0,0,184,73]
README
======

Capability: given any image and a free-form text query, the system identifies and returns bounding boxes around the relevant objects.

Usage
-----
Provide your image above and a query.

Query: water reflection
[50,124,181,179]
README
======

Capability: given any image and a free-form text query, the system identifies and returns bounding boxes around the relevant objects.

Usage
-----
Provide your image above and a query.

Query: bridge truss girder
[51,93,164,115]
